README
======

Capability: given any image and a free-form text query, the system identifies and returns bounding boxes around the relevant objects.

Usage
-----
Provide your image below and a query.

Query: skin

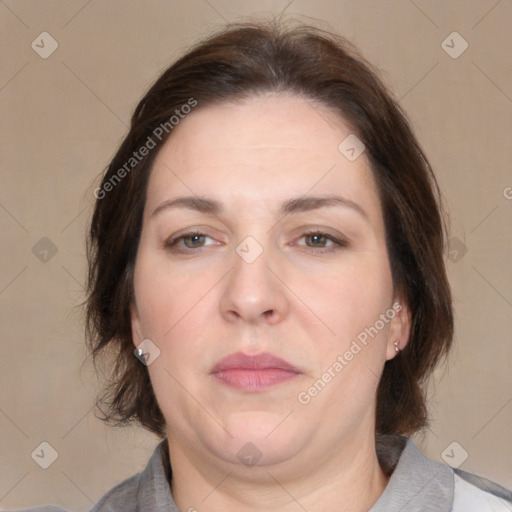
[131,93,411,512]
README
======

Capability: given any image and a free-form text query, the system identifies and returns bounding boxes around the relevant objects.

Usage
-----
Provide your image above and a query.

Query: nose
[219,241,289,325]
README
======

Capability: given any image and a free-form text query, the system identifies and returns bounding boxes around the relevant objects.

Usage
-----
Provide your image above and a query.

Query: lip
[211,352,300,392]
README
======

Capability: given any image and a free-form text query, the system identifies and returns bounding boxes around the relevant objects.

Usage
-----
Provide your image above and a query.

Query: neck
[168,430,389,512]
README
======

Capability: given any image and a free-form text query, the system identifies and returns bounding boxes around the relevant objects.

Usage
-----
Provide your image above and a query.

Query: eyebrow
[151,194,368,220]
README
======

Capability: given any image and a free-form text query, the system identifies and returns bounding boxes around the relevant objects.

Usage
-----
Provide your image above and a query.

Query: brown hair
[86,20,453,439]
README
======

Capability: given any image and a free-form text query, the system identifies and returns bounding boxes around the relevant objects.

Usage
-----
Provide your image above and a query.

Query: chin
[207,410,311,468]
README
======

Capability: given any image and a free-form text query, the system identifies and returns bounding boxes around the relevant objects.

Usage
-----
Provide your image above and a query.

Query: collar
[370,434,454,511]
[119,434,454,511]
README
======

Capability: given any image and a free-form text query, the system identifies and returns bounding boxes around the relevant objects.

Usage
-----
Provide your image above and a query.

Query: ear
[130,301,144,348]
[385,298,411,361]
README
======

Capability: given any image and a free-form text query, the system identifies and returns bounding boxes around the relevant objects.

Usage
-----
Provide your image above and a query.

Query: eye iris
[184,234,205,248]
[307,234,327,247]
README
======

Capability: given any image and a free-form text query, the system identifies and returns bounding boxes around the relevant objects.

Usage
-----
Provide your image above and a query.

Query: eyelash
[165,230,347,254]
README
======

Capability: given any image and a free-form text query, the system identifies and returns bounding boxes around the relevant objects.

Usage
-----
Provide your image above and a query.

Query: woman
[18,20,511,512]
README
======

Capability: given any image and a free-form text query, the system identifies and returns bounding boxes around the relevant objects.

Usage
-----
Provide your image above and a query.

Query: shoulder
[452,469,512,511]
[7,446,151,512]
[6,508,68,512]
[372,435,512,512]
[6,472,141,512]
[90,437,177,511]
[7,439,175,512]
[89,472,141,511]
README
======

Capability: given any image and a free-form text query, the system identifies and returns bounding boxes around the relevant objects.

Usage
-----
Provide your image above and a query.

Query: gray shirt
[12,435,512,511]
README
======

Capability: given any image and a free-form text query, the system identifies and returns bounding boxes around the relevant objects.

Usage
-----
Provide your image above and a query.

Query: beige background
[1,0,511,509]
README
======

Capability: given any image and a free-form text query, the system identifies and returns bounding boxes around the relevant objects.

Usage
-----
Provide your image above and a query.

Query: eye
[295,231,347,253]
[165,231,217,252]
[164,229,346,254]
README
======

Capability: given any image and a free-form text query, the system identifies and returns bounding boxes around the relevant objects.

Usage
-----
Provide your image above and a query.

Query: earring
[394,340,400,353]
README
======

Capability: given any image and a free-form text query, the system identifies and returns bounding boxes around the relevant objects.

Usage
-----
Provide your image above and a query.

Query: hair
[86,19,453,439]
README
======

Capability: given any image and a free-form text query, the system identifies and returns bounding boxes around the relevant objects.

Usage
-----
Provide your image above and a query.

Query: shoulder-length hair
[86,20,453,438]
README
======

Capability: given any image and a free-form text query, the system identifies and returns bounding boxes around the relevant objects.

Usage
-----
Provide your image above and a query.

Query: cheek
[291,252,394,343]
[297,260,393,423]
[133,248,217,343]
[133,252,215,406]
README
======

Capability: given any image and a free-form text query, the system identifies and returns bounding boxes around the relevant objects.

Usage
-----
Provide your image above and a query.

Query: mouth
[211,352,301,392]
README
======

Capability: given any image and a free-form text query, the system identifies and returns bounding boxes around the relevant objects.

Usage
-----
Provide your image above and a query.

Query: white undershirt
[452,474,512,511]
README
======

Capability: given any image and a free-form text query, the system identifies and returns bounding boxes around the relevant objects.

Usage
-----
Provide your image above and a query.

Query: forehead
[147,93,380,219]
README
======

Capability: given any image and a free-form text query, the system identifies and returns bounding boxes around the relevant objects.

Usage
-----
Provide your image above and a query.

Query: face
[131,93,410,473]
